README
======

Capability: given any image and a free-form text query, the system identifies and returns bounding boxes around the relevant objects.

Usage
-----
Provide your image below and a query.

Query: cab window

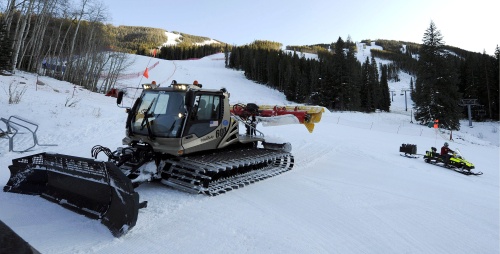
[186,94,222,137]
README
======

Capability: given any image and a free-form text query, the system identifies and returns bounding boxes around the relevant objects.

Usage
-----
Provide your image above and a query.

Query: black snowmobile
[423,147,482,175]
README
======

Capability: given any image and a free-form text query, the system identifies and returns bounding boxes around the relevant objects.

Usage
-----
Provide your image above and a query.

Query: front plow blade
[3,153,139,237]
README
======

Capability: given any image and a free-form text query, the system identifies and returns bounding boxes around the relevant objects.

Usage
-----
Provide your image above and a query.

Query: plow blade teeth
[4,153,139,237]
[303,106,325,132]
[304,123,315,133]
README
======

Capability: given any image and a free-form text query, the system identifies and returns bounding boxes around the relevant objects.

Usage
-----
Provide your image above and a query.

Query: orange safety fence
[100,61,160,79]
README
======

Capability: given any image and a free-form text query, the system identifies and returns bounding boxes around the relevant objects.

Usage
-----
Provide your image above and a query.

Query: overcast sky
[104,0,499,55]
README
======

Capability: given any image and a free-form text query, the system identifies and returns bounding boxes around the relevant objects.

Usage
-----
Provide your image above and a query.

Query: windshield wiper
[140,97,156,140]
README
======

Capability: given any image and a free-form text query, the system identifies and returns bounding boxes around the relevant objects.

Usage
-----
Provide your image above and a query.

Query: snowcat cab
[119,82,246,156]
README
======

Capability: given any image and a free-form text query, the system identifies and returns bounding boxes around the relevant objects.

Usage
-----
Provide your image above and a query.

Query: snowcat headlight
[173,84,187,90]
[143,84,152,90]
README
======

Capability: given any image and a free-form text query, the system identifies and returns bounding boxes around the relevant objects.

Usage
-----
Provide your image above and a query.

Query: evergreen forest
[224,33,499,127]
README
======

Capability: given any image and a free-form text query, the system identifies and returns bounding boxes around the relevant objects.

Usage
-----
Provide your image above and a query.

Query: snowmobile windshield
[131,90,186,138]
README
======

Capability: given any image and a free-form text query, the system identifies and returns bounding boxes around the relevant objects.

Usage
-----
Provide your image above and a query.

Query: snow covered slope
[0,51,498,254]
[162,31,220,47]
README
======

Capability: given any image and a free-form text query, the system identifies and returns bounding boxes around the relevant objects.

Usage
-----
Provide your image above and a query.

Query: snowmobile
[4,81,324,237]
[423,147,482,175]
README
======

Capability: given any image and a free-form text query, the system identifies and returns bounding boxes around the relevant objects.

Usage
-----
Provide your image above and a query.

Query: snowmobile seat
[430,147,438,157]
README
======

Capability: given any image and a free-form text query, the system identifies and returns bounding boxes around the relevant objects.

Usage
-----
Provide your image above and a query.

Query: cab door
[183,93,222,138]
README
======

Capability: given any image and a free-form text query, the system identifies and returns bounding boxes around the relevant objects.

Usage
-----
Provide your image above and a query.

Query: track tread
[161,148,294,195]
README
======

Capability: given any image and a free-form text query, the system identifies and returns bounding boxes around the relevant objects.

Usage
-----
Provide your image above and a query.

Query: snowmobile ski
[400,153,419,159]
[425,161,483,175]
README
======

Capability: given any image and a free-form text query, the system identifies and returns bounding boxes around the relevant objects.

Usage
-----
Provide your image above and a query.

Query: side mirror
[185,90,195,110]
[117,91,124,105]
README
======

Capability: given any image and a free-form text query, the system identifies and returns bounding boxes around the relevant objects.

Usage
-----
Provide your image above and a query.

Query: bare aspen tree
[52,0,73,78]
[84,0,109,90]
[11,0,35,73]
[60,0,113,90]
[41,0,70,67]
[99,51,134,93]
[63,0,89,80]
[3,0,17,33]
[17,4,33,68]
[24,0,58,72]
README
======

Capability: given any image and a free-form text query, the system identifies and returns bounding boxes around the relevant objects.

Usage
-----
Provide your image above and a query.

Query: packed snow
[162,31,183,46]
[0,46,498,254]
[162,31,220,47]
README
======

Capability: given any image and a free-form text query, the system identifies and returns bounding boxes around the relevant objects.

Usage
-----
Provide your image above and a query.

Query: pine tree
[414,21,461,130]
[369,56,380,110]
[224,44,229,67]
[332,37,346,110]
[360,57,373,112]
[379,65,391,111]
[344,44,361,110]
[494,46,500,119]
[0,19,14,74]
[486,45,500,119]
